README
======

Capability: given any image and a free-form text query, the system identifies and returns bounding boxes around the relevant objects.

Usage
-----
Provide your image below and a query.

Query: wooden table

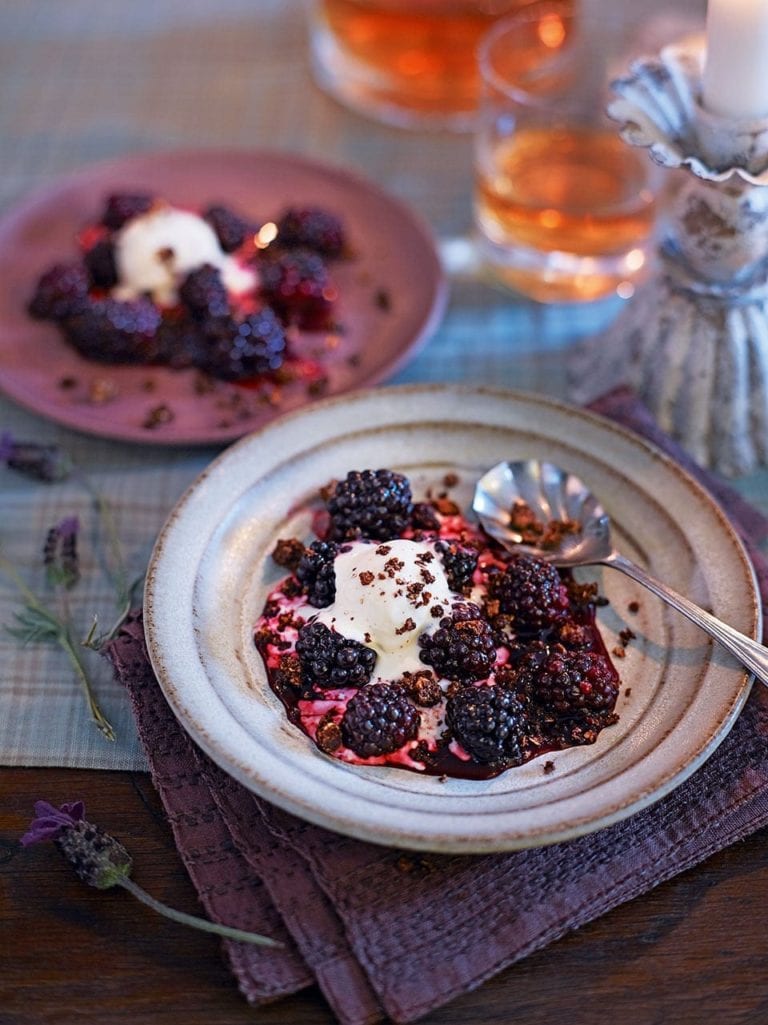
[3,766,768,1025]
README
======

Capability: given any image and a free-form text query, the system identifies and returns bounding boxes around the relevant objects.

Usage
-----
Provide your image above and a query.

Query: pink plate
[0,149,447,445]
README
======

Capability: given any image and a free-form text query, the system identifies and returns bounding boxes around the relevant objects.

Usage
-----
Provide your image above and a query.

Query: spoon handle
[604,552,768,686]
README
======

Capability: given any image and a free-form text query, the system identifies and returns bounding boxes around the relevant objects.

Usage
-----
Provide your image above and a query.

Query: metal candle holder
[569,37,768,477]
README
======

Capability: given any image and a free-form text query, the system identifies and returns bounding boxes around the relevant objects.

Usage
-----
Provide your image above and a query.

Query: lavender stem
[117,876,283,948]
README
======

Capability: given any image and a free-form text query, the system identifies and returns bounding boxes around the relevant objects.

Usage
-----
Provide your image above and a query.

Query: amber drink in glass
[474,0,660,302]
[309,0,536,130]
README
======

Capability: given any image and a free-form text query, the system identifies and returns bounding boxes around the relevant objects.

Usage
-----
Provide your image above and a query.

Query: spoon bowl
[472,459,768,686]
[472,459,611,567]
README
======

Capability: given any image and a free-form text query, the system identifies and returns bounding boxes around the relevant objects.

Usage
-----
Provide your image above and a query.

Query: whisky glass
[474,0,661,302]
[308,0,535,131]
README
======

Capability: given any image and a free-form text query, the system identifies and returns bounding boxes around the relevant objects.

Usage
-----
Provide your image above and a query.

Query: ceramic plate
[0,150,447,445]
[144,386,760,853]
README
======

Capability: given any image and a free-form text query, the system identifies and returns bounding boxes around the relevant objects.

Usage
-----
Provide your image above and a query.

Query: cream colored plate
[144,386,760,853]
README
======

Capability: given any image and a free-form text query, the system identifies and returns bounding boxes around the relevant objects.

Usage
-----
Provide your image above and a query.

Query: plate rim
[0,147,448,446]
[144,383,761,852]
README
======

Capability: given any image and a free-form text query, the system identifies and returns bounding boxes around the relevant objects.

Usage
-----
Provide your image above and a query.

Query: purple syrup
[254,523,622,781]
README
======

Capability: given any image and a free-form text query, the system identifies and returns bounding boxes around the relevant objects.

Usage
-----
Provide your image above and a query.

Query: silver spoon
[472,459,768,686]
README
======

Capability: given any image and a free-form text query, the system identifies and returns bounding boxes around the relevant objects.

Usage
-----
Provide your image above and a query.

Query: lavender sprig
[1,520,115,741]
[21,801,282,948]
[0,432,135,739]
[0,430,73,482]
[1,431,138,628]
[78,478,144,650]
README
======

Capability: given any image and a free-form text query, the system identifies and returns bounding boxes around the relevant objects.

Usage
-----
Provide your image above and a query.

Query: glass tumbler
[474,0,662,302]
[308,0,538,131]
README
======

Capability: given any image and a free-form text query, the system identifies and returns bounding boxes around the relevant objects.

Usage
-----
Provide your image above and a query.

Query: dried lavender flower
[21,800,131,888]
[20,799,86,844]
[43,516,81,590]
[2,514,114,740]
[0,430,73,483]
[21,800,282,947]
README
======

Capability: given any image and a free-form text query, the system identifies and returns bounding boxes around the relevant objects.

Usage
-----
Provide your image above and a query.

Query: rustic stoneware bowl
[144,385,759,853]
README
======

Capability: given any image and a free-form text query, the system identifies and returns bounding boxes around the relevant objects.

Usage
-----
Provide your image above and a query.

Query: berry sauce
[254,504,622,781]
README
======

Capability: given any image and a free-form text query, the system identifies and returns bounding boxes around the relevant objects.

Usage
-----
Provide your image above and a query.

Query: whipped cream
[307,539,456,681]
[112,205,256,306]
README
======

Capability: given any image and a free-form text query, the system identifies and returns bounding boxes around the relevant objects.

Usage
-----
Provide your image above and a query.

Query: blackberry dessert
[254,468,622,779]
[28,193,348,384]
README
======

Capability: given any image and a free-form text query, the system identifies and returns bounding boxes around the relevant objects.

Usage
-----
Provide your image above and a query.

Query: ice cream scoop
[113,205,255,305]
[308,539,456,680]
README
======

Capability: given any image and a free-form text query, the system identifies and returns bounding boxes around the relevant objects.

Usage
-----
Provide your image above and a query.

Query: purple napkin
[106,388,768,1025]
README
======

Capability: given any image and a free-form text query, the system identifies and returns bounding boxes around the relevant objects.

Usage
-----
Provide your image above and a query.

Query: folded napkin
[106,388,768,1025]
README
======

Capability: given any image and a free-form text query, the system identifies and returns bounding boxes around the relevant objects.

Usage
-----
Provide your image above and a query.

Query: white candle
[702,0,768,120]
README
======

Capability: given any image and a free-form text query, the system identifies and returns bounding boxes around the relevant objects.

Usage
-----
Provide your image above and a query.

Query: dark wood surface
[2,767,768,1025]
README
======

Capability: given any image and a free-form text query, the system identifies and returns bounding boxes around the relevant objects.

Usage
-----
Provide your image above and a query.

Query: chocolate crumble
[508,499,582,549]
[402,671,442,707]
[316,714,342,753]
[142,403,174,429]
[272,537,306,570]
[384,557,405,575]
[433,497,460,516]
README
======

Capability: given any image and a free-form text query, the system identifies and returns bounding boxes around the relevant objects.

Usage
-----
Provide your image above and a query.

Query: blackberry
[83,239,118,289]
[101,193,154,230]
[28,264,90,320]
[411,502,440,532]
[276,206,346,258]
[295,622,376,690]
[259,248,334,330]
[518,649,619,715]
[446,684,526,765]
[435,540,477,593]
[178,265,230,321]
[487,612,517,649]
[418,603,497,682]
[201,309,286,381]
[326,468,412,542]
[340,682,420,758]
[503,636,548,669]
[62,297,161,363]
[296,540,339,608]
[152,317,209,369]
[450,600,485,623]
[486,556,570,632]
[204,204,251,253]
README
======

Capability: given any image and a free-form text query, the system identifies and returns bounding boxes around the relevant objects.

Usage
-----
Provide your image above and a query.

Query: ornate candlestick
[569,38,768,477]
